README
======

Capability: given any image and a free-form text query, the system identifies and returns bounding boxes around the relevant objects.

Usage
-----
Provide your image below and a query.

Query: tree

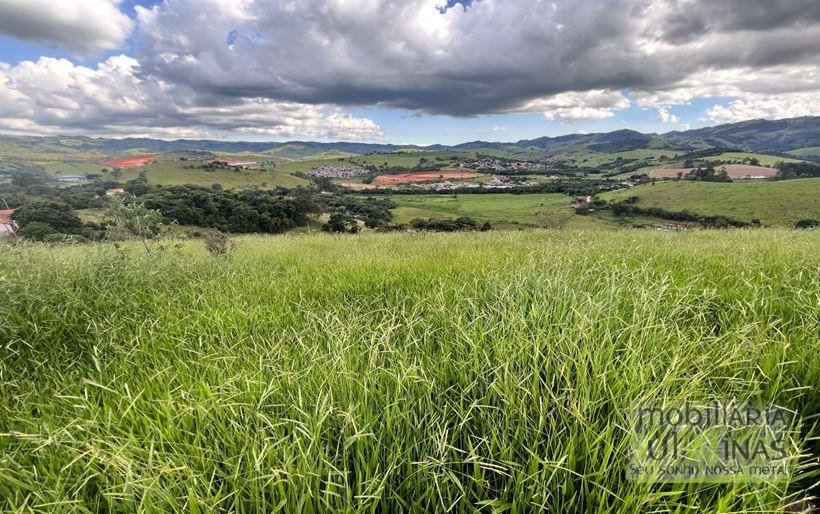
[17,222,58,241]
[11,173,44,188]
[103,197,173,253]
[322,212,357,233]
[12,200,83,234]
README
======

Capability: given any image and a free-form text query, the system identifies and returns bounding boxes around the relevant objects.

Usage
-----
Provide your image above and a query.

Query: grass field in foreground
[1,230,818,512]
[601,178,820,225]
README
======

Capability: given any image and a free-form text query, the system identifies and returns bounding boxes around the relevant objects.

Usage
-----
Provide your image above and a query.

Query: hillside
[1,116,817,161]
[662,117,820,153]
[601,178,820,225]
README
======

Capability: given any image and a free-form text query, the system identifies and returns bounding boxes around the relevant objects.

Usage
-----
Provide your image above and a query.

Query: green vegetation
[601,179,820,225]
[1,230,817,512]
[700,152,804,167]
[390,193,574,226]
[577,148,681,167]
[120,160,308,189]
[787,147,820,160]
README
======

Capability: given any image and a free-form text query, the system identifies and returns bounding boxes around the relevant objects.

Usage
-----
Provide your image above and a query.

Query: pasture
[700,152,804,167]
[601,178,820,225]
[388,193,585,227]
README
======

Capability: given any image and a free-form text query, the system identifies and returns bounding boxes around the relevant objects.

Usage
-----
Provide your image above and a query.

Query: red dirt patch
[650,164,778,179]
[372,170,480,186]
[102,155,155,168]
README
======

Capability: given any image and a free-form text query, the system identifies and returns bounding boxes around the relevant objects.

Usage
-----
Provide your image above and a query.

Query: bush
[16,221,58,241]
[203,230,234,255]
[322,213,358,233]
[793,218,818,229]
[409,217,479,232]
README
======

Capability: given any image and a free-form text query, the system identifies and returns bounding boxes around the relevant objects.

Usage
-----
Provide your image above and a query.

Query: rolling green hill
[601,178,820,225]
[2,116,818,161]
[700,152,804,166]
[787,147,820,160]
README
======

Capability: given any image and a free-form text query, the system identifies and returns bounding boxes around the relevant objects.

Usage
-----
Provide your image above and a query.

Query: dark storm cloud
[130,0,819,117]
[0,0,817,136]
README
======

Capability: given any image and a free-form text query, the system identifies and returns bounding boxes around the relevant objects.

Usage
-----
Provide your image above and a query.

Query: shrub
[794,218,818,229]
[203,230,234,255]
[16,221,58,241]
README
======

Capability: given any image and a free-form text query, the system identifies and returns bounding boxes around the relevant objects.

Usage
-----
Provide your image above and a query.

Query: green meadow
[1,230,818,512]
[601,179,820,225]
[700,152,805,166]
[389,193,599,228]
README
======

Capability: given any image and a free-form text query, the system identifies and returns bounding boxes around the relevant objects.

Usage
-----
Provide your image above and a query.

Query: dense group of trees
[317,195,395,228]
[363,178,620,196]
[133,185,310,234]
[409,217,490,232]
[684,166,732,182]
[9,200,89,241]
[774,162,820,180]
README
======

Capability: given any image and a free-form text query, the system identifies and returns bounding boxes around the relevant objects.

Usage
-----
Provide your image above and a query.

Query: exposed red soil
[102,155,155,168]
[372,170,480,185]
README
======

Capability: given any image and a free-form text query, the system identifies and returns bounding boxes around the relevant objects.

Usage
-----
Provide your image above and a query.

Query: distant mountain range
[1,116,818,160]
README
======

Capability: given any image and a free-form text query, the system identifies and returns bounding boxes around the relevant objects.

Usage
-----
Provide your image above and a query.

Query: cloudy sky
[0,0,817,144]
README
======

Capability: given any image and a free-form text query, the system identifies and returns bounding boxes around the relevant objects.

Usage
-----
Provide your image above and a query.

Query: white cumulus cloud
[521,91,631,121]
[0,0,133,54]
[0,56,383,140]
[706,93,820,124]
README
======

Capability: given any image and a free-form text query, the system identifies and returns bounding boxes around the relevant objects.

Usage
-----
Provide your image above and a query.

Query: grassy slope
[601,178,820,225]
[0,231,817,512]
[390,193,570,223]
[388,193,617,229]
[575,148,681,167]
[117,160,308,188]
[700,152,804,166]
[787,147,820,159]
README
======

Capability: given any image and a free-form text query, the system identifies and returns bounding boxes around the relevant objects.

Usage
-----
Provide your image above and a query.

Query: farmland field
[390,193,576,226]
[601,178,820,225]
[0,230,817,512]
[373,170,480,185]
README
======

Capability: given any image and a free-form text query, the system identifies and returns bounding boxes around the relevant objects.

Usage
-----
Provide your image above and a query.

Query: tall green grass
[0,230,818,512]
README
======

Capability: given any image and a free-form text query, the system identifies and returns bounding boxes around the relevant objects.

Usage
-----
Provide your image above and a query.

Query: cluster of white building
[454,157,544,173]
[306,165,366,179]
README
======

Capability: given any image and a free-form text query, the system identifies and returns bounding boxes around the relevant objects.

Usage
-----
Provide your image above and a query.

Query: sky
[0,0,817,145]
